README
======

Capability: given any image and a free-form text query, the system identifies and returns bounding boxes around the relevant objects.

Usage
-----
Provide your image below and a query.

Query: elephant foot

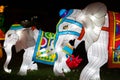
[90,79,100,80]
[53,61,71,77]
[53,68,65,77]
[17,71,27,76]
[61,62,71,73]
[90,77,100,80]
[90,72,100,80]
[60,58,71,73]
[53,62,65,77]
[27,63,38,71]
[18,63,38,76]
[17,66,27,76]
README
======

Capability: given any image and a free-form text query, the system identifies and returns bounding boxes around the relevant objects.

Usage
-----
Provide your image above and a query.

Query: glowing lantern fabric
[0,5,5,32]
[108,11,120,68]
[0,5,5,13]
[0,11,5,39]
[32,30,57,65]
[0,29,4,40]
[0,5,5,58]
[0,29,4,58]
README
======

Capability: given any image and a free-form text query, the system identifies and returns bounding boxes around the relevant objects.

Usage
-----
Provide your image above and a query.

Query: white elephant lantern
[3,23,37,75]
[3,21,82,76]
[54,2,120,80]
[3,23,57,75]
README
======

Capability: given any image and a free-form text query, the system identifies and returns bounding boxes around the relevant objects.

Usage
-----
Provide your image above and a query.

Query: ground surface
[0,54,120,80]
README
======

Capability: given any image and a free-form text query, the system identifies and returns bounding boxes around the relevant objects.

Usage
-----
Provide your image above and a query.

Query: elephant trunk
[3,44,13,73]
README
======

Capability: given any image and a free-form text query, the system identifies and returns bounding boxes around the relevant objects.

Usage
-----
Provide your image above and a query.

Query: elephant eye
[63,25,68,30]
[8,34,11,37]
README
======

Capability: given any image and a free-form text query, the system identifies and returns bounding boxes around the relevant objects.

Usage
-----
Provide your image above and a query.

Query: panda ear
[82,2,107,27]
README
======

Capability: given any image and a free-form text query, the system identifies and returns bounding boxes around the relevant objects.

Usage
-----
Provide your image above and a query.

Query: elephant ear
[15,28,35,52]
[82,2,107,27]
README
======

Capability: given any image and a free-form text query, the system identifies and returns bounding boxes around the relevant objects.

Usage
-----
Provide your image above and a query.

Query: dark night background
[0,0,120,32]
[0,0,120,80]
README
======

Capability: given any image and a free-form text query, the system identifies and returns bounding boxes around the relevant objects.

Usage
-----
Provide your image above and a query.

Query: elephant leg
[27,62,38,71]
[91,69,100,80]
[79,42,108,80]
[53,61,65,77]
[53,51,70,77]
[53,58,70,77]
[3,44,13,73]
[59,56,71,73]
[53,52,65,76]
[18,46,38,76]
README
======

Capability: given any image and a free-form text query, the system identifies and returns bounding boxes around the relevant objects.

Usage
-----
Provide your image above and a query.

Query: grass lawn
[0,61,120,80]
[0,63,81,80]
[0,48,120,80]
